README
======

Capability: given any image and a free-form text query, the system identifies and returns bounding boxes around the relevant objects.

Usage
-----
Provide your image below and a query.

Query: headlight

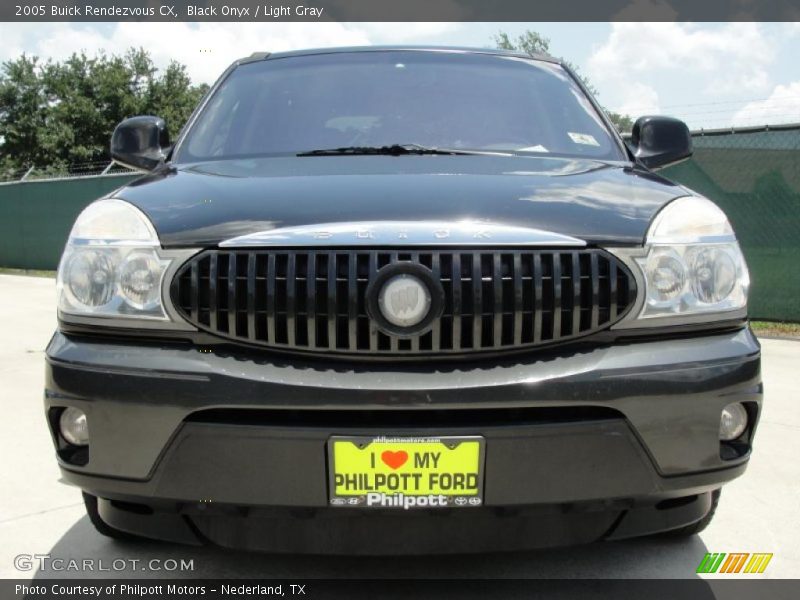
[57,199,195,328]
[609,195,749,327]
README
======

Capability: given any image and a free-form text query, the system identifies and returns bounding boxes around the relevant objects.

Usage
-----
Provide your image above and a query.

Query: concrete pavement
[1,273,796,579]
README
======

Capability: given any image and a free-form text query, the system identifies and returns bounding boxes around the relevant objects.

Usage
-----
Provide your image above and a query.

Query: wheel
[664,489,721,537]
[82,492,143,541]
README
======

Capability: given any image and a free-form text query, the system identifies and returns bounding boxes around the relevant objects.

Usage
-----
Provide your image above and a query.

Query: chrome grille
[171,249,636,356]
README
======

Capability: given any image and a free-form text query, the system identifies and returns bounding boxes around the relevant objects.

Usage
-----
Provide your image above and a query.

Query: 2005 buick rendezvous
[45,47,761,553]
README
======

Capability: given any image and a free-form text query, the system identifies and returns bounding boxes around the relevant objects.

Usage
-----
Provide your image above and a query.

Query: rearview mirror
[111,116,170,171]
[629,116,692,170]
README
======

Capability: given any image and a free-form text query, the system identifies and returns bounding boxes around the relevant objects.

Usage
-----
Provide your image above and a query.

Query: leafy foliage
[0,49,208,174]
[494,31,634,133]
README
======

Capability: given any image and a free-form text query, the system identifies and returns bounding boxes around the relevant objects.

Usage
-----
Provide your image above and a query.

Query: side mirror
[111,116,170,171]
[630,116,692,170]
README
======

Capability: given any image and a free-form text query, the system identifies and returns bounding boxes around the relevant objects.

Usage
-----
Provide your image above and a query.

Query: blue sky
[1,21,798,130]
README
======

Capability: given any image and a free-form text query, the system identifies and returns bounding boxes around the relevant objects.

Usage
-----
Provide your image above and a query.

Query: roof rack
[238,52,271,64]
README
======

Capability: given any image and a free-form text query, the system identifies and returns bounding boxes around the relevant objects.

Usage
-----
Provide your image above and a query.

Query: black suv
[46,47,761,554]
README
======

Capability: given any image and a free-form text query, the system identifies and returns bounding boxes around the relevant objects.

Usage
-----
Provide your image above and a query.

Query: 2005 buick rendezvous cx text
[45,47,762,554]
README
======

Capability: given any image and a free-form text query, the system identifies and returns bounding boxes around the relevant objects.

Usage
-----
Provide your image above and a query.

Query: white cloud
[588,22,775,108]
[614,82,661,116]
[116,22,372,83]
[0,22,460,85]
[0,23,370,83]
[731,81,800,127]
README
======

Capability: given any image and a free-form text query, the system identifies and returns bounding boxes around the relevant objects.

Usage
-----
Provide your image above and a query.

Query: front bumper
[44,327,762,552]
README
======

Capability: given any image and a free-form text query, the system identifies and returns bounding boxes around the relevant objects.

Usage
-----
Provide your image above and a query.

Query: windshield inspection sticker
[568,132,600,146]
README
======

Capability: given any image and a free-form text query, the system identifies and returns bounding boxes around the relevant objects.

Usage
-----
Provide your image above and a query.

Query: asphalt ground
[1,273,797,580]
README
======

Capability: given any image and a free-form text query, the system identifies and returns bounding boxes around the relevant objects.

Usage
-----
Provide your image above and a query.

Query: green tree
[494,31,634,133]
[0,54,51,174]
[0,48,208,174]
[146,60,207,136]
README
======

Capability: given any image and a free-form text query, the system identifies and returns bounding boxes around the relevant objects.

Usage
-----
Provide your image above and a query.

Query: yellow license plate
[327,435,485,509]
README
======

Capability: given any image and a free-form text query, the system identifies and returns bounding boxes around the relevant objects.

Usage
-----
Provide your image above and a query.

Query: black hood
[116,155,686,248]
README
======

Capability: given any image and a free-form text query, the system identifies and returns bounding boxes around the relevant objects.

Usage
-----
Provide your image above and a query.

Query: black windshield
[175,50,625,163]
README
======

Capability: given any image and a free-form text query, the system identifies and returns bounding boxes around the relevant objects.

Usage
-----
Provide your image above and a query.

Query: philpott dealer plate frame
[327,435,486,509]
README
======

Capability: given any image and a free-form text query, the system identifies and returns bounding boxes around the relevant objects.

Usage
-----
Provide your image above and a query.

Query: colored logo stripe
[720,553,749,573]
[697,553,726,573]
[744,554,773,574]
[697,553,773,574]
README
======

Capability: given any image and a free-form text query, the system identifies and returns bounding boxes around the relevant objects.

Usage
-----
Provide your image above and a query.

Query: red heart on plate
[381,450,409,470]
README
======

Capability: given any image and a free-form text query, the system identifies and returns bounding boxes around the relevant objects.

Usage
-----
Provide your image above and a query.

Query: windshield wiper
[296,144,509,157]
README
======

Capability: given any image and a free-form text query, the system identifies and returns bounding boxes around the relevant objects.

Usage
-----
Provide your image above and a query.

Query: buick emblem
[366,263,444,338]
[378,275,431,328]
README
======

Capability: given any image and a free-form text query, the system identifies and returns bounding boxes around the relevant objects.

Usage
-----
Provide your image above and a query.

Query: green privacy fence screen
[0,125,798,320]
[0,174,137,271]
[661,125,800,322]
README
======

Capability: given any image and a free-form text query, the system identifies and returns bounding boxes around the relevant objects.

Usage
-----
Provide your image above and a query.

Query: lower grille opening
[185,406,623,429]
[109,499,154,515]
[655,495,698,511]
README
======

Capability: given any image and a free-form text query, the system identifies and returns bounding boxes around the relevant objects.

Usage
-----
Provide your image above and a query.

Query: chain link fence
[663,124,800,322]
[0,161,135,184]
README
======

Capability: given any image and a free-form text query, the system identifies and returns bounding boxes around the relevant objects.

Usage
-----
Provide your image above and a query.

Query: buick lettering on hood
[45,47,761,554]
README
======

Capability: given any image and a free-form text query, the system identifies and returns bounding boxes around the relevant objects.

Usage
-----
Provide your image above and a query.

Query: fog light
[59,407,89,446]
[719,402,748,441]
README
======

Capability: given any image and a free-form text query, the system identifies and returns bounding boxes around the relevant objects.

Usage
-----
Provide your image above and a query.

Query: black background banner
[6,579,800,599]
[4,0,800,22]
[7,580,800,600]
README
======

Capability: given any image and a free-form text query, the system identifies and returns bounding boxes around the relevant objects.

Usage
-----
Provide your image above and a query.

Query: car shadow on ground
[33,514,713,582]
